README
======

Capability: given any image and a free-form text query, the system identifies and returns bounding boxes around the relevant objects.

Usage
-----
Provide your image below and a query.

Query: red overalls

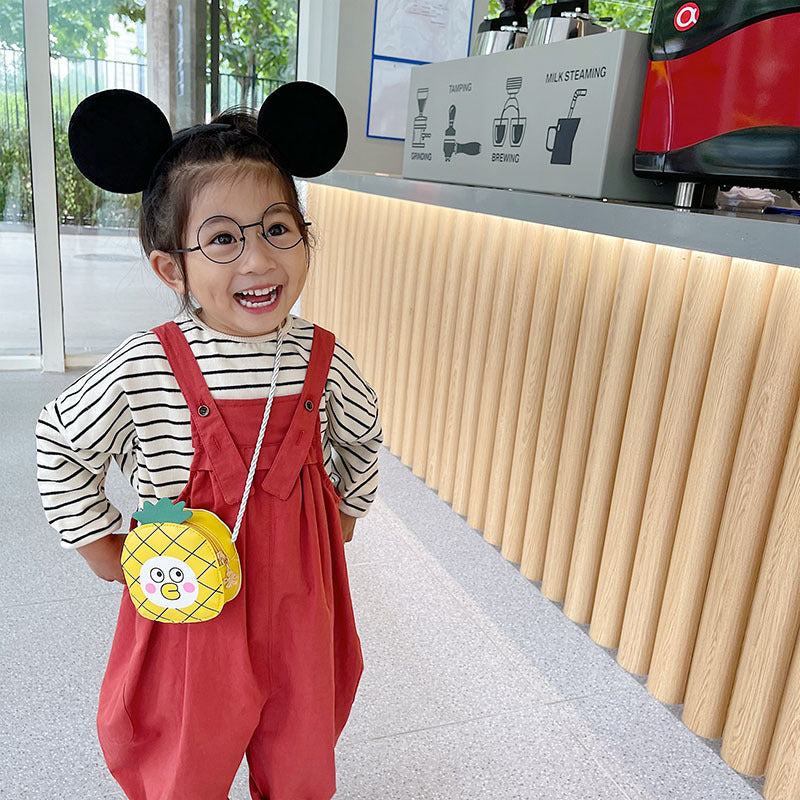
[97,321,364,800]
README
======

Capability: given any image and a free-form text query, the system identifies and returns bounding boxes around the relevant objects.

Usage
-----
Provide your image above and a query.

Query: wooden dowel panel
[301,184,316,320]
[386,202,426,454]
[683,266,800,740]
[439,215,490,503]
[483,223,543,545]
[339,189,360,353]
[400,208,440,467]
[500,226,569,563]
[325,186,349,332]
[453,220,509,515]
[721,384,800,775]
[303,188,800,790]
[375,199,415,451]
[467,219,526,531]
[350,192,378,365]
[591,249,727,650]
[362,196,392,389]
[304,189,800,790]
[540,235,623,601]
[562,239,654,624]
[646,259,775,699]
[336,188,357,345]
[520,229,596,582]
[764,631,800,800]
[427,211,477,490]
[326,186,347,334]
[411,208,458,478]
[303,183,327,323]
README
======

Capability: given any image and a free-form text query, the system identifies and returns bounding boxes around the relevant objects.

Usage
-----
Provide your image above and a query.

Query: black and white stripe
[36,312,382,549]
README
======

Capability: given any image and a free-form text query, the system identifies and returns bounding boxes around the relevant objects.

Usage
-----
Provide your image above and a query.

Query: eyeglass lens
[196,202,305,263]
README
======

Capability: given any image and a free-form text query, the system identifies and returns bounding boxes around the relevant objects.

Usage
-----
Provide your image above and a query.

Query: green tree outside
[216,0,297,107]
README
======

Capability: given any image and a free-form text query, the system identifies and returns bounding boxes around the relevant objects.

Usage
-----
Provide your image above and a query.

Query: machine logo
[674,2,700,31]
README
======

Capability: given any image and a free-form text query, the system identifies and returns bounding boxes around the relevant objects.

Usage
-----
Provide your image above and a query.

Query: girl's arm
[324,341,383,522]
[35,344,139,556]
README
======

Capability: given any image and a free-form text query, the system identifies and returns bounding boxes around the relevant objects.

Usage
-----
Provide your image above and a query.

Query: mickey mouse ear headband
[68,81,348,195]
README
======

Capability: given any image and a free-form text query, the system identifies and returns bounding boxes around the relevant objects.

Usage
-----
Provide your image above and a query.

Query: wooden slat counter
[302,173,800,797]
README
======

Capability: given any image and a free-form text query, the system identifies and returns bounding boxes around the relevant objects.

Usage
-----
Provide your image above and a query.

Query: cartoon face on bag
[139,555,200,609]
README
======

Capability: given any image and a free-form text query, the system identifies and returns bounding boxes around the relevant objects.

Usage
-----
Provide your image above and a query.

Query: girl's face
[157,171,307,338]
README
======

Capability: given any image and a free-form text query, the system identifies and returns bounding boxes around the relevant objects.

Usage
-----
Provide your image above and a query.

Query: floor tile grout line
[367,711,509,743]
[541,686,632,708]
[5,589,121,610]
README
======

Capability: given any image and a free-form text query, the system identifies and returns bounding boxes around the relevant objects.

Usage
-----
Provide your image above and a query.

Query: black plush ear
[257,82,348,178]
[68,89,173,194]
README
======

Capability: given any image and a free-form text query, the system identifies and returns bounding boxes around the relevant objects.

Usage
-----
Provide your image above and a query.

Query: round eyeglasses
[170,202,311,264]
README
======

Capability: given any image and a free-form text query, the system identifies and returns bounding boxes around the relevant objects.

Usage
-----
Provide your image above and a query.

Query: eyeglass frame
[169,201,312,264]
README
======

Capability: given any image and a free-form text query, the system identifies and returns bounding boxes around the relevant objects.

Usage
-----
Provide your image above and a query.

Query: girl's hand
[77,534,126,583]
[339,511,356,543]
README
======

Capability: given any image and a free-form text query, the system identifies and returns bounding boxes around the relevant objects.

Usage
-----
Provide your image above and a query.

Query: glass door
[50,0,300,356]
[48,0,175,355]
[0,1,40,360]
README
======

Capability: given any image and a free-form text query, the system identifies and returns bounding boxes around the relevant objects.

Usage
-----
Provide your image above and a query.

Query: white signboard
[402,32,675,203]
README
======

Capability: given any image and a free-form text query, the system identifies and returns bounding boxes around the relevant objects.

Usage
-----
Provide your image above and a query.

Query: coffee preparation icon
[493,76,527,148]
[546,88,587,165]
[443,104,482,162]
[412,88,432,149]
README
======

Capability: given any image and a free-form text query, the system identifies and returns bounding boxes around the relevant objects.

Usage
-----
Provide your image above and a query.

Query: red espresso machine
[633,1,800,204]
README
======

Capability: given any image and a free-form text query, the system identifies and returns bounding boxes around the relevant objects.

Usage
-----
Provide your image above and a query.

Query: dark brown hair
[138,108,310,315]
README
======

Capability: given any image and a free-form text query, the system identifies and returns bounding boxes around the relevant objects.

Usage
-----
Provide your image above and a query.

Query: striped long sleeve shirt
[36,311,382,549]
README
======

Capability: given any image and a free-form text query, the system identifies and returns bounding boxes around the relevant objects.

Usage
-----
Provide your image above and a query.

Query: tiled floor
[4,369,764,799]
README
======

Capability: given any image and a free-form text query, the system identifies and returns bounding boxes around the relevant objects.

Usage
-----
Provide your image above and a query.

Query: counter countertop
[310,171,800,270]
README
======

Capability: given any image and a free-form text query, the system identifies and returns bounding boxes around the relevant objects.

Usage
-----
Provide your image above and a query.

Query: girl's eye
[210,232,238,246]
[267,223,289,238]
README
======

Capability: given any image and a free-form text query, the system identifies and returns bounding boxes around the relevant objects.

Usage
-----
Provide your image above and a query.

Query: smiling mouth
[234,285,281,310]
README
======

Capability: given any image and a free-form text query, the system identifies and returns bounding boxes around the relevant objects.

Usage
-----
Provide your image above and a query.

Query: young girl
[35,82,381,800]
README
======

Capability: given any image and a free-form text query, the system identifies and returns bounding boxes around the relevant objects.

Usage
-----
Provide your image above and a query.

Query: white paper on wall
[368,59,415,140]
[374,0,474,64]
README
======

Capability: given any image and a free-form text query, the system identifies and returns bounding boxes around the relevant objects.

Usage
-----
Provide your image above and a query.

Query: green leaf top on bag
[132,497,192,525]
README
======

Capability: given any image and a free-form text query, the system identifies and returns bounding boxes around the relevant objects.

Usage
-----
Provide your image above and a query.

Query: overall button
[304,400,314,411]
[198,405,210,417]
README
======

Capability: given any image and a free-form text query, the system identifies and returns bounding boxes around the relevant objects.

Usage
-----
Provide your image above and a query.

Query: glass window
[1,4,40,356]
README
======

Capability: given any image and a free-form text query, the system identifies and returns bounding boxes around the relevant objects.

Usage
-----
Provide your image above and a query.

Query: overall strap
[152,322,248,505]
[261,326,335,500]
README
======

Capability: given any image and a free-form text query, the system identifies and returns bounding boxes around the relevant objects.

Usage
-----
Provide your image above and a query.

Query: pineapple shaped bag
[121,322,287,623]
[122,499,241,623]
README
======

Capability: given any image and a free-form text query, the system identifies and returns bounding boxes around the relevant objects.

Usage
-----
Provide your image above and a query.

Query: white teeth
[236,286,279,309]
[239,286,278,297]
